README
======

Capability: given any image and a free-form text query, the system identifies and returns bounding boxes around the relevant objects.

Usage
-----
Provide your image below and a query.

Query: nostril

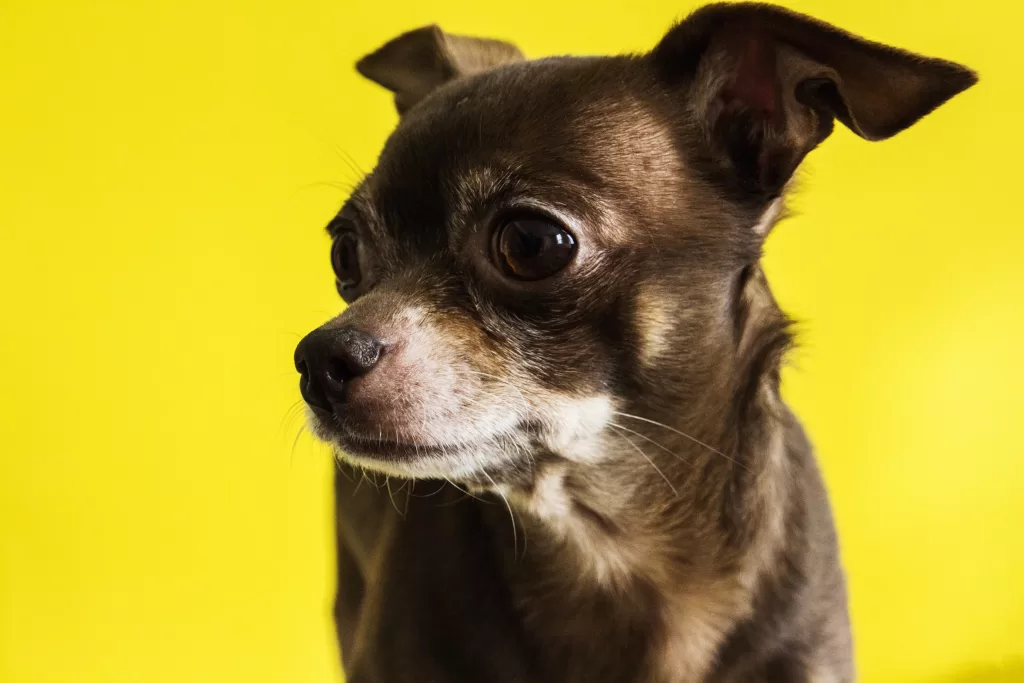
[326,358,351,386]
[294,325,383,413]
[295,332,338,414]
[333,327,385,377]
[298,371,333,414]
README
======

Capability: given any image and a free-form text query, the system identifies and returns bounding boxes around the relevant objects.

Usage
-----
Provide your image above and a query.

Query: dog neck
[475,264,799,681]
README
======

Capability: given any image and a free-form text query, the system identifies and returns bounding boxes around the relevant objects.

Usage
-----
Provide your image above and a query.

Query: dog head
[295,3,975,482]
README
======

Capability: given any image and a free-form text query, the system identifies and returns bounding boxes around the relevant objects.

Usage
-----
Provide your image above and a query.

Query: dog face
[295,4,975,481]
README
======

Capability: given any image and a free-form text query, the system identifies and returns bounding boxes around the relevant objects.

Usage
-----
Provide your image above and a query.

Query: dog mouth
[336,429,525,480]
[306,405,529,477]
[337,432,473,459]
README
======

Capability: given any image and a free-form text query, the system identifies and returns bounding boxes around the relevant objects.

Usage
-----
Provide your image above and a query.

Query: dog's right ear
[356,26,525,115]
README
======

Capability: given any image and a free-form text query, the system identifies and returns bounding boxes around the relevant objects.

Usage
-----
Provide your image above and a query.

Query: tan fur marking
[809,670,842,683]
[658,583,751,682]
[634,286,676,367]
[753,196,785,235]
[509,464,638,588]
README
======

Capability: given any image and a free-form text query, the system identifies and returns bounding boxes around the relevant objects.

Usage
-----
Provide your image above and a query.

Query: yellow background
[0,1,1020,681]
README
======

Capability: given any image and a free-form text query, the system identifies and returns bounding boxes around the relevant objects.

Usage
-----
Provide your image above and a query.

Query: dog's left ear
[357,25,524,115]
[651,3,977,197]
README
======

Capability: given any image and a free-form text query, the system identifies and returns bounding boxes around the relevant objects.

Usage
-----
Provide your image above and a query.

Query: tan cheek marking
[634,287,675,368]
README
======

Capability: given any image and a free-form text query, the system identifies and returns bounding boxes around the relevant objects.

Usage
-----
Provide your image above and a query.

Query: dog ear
[356,25,525,115]
[651,3,977,198]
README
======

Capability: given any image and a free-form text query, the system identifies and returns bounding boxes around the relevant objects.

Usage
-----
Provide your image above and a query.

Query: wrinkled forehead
[350,57,684,250]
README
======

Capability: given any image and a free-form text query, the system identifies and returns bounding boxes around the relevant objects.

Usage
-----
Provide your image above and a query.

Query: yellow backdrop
[1,1,1020,682]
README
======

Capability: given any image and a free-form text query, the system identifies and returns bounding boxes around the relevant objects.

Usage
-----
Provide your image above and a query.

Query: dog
[293,4,975,681]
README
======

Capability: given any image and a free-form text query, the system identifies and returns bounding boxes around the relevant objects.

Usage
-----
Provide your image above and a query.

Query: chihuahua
[294,3,975,681]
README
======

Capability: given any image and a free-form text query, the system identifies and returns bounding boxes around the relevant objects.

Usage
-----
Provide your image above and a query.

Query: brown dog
[294,4,975,681]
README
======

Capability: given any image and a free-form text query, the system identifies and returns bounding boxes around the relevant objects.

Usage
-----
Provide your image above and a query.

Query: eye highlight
[491,214,577,281]
[331,232,361,295]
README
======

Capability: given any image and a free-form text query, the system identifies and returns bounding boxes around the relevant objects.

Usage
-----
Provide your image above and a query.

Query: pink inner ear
[720,35,778,118]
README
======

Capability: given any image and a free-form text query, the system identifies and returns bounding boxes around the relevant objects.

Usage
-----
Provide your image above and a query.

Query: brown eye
[331,232,361,292]
[492,215,577,280]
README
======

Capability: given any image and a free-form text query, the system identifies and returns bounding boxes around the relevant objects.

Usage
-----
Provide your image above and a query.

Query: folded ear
[651,3,977,197]
[356,25,525,115]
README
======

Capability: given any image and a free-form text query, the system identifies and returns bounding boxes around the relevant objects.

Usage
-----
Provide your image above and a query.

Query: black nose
[294,326,384,413]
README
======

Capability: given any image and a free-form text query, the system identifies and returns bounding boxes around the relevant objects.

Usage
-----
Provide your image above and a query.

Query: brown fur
[294,4,976,681]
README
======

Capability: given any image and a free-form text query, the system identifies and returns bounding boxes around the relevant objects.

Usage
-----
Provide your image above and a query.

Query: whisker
[360,469,382,491]
[609,421,695,471]
[384,477,405,518]
[613,411,750,472]
[333,145,367,182]
[290,425,306,467]
[399,480,412,516]
[442,478,491,504]
[482,471,519,561]
[296,179,359,195]
[334,456,355,481]
[352,466,368,495]
[411,480,449,498]
[280,400,308,437]
[609,425,678,496]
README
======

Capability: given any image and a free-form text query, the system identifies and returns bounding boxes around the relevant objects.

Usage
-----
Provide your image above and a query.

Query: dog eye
[492,215,576,280]
[331,232,361,293]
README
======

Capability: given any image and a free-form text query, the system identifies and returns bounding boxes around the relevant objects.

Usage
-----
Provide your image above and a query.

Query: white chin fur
[306,393,616,481]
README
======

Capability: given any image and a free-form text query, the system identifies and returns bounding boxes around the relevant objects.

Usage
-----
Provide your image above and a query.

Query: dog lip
[307,410,534,462]
[302,406,462,457]
[336,422,536,461]
[336,431,479,459]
